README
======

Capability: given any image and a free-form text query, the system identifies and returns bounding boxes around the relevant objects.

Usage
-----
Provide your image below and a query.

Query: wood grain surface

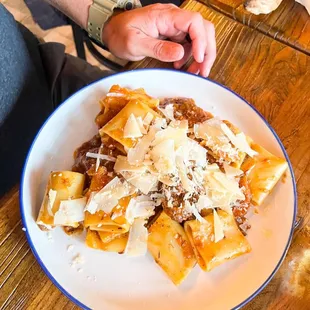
[1,1,309,309]
[200,0,310,55]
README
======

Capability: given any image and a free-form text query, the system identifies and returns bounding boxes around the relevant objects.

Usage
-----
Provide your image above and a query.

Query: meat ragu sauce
[159,98,213,127]
[72,134,124,190]
[159,98,253,231]
[72,96,252,233]
[233,175,252,232]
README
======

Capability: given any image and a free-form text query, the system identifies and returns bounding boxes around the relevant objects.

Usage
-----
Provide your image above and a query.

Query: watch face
[117,0,142,9]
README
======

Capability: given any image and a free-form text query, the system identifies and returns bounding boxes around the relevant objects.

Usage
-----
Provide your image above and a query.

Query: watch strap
[87,0,118,44]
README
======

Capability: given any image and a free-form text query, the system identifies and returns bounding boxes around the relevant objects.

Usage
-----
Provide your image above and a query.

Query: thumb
[139,37,184,62]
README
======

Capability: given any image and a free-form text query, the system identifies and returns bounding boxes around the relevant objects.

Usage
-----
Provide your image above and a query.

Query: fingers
[200,20,216,77]
[155,6,216,76]
[174,42,192,69]
[183,21,216,77]
[139,37,184,62]
[157,9,206,63]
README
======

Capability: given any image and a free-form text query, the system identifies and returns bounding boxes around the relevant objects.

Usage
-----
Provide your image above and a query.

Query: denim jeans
[0,4,109,196]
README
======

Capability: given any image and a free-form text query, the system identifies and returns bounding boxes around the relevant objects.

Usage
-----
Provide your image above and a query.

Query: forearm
[47,0,93,28]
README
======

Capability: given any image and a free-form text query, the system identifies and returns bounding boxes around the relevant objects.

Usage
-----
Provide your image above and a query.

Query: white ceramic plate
[21,69,297,310]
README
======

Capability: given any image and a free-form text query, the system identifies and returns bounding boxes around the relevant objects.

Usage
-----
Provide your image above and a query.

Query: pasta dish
[36,85,288,285]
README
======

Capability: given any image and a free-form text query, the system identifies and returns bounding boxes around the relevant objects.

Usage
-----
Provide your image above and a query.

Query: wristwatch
[87,0,141,45]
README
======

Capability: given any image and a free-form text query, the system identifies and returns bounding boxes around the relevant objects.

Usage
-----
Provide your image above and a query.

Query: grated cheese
[186,139,207,166]
[175,156,194,192]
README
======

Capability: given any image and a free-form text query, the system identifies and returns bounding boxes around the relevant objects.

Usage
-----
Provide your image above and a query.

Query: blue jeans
[0,4,109,196]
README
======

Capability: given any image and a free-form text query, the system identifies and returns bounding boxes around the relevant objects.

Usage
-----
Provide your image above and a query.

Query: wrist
[101,10,123,46]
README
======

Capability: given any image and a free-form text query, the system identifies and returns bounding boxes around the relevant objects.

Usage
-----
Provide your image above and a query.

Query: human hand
[102,4,216,77]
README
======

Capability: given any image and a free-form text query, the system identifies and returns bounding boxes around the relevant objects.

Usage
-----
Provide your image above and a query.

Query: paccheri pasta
[36,85,288,285]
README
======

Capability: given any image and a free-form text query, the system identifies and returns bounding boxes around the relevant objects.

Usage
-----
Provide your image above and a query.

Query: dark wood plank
[200,0,310,55]
[0,1,309,309]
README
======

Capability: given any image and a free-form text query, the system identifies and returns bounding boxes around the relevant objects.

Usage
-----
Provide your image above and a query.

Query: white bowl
[20,69,297,310]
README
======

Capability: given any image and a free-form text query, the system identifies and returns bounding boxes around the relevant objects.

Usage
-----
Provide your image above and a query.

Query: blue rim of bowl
[20,68,297,310]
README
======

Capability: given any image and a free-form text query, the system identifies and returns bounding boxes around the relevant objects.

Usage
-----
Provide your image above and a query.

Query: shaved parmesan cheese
[158,104,175,121]
[106,92,125,97]
[37,221,53,230]
[223,162,243,178]
[47,189,57,217]
[136,116,147,134]
[194,119,239,161]
[86,152,116,162]
[125,218,148,257]
[121,171,158,195]
[123,114,143,138]
[88,177,133,214]
[196,195,213,212]
[213,209,225,242]
[153,117,167,130]
[184,201,206,223]
[54,197,87,226]
[125,196,155,224]
[85,192,98,214]
[150,139,176,174]
[114,156,147,173]
[194,118,226,141]
[187,139,207,166]
[158,175,178,186]
[205,163,220,171]
[218,203,233,215]
[95,144,104,172]
[101,176,121,191]
[175,156,194,192]
[124,198,136,224]
[152,125,187,148]
[143,112,154,126]
[212,172,244,199]
[170,119,188,130]
[190,167,204,189]
[127,127,156,165]
[221,123,257,157]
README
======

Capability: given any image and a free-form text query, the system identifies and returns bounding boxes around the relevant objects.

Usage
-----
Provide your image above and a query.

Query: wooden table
[202,0,310,55]
[1,0,309,309]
